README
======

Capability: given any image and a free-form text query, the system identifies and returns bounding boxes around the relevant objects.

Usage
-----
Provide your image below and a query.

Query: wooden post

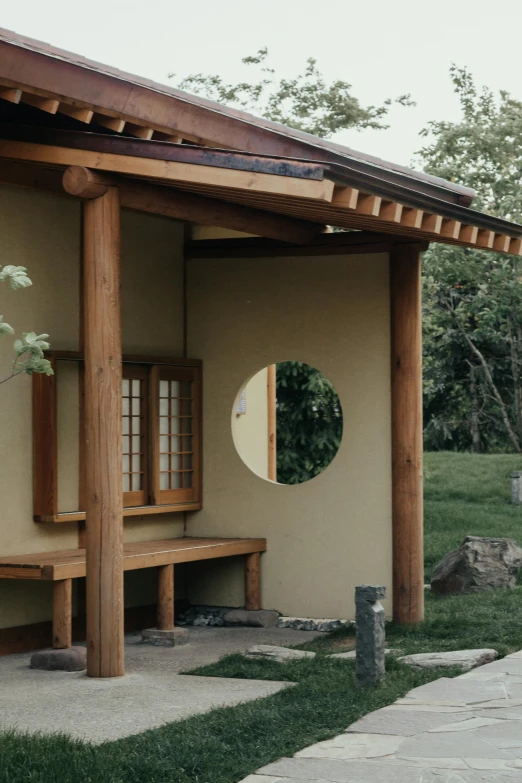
[267,364,277,481]
[390,243,424,625]
[157,564,175,630]
[52,579,72,649]
[245,552,261,611]
[83,183,124,677]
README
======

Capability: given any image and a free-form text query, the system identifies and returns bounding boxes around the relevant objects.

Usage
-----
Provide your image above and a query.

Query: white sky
[2,0,522,168]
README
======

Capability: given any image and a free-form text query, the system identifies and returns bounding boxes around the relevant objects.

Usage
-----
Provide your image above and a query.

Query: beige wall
[232,368,269,481]
[186,253,393,619]
[0,185,186,628]
[0,184,393,630]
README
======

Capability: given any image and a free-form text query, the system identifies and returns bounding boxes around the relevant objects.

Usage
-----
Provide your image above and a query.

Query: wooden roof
[0,27,520,253]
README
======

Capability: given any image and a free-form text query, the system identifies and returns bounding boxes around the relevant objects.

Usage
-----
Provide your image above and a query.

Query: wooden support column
[390,243,424,625]
[82,176,124,677]
[157,564,175,630]
[52,579,72,649]
[245,552,261,611]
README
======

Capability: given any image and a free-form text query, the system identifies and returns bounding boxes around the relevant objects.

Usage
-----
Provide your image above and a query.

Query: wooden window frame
[32,352,202,523]
[122,364,149,508]
[150,365,202,507]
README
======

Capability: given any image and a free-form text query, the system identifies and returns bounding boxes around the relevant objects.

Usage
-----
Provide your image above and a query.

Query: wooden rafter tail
[330,186,359,210]
[459,225,478,245]
[125,123,154,140]
[355,194,382,217]
[20,93,59,114]
[440,219,461,240]
[379,201,403,223]
[58,104,94,124]
[400,208,424,229]
[476,229,495,249]
[509,237,522,255]
[493,234,511,253]
[0,87,22,104]
[92,114,126,133]
[421,214,442,234]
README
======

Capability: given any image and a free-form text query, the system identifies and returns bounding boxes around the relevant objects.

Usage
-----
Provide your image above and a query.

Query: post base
[141,628,189,647]
[30,646,87,671]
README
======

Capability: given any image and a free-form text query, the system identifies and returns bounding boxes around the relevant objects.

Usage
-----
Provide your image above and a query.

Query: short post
[512,472,522,505]
[355,585,386,687]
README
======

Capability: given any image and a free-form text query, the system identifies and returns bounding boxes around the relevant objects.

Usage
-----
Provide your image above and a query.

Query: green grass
[424,451,522,581]
[2,452,522,782]
[0,659,445,783]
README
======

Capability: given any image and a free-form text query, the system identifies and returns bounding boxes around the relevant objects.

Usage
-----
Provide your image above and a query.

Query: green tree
[276,362,342,484]
[419,67,522,453]
[172,47,412,138]
[1,264,53,385]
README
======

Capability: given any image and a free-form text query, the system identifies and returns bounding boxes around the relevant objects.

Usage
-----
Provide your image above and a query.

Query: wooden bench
[0,537,266,649]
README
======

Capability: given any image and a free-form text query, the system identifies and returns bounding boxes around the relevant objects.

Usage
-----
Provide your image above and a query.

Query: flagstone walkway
[240,649,522,782]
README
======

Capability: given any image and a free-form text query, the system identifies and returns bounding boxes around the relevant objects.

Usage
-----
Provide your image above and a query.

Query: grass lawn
[2,452,522,783]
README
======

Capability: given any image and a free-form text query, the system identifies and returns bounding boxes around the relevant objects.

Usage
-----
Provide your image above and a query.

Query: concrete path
[0,626,319,743]
[241,649,522,782]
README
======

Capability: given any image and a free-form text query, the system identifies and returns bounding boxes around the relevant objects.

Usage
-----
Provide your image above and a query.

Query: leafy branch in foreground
[172,47,413,139]
[0,264,53,385]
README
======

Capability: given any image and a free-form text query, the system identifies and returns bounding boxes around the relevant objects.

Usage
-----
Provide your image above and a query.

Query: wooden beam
[510,238,522,255]
[52,579,72,649]
[84,185,124,677]
[421,214,442,234]
[245,552,261,611]
[493,234,511,253]
[401,208,423,229]
[331,186,359,209]
[63,166,115,199]
[0,87,22,104]
[476,229,495,249]
[267,364,277,481]
[390,243,424,625]
[125,123,154,140]
[20,93,59,114]
[440,219,461,240]
[58,104,94,124]
[157,564,175,630]
[355,194,382,216]
[92,114,126,133]
[380,201,403,223]
[0,140,334,202]
[459,225,478,245]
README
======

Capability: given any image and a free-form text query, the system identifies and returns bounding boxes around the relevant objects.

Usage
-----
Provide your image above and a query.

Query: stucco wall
[186,252,393,620]
[0,185,186,629]
[232,368,269,481]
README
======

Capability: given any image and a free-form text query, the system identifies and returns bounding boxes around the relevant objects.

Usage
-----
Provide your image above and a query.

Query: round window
[232,361,343,484]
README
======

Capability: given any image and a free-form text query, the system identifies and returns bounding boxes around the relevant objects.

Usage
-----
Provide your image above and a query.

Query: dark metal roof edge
[0,27,476,207]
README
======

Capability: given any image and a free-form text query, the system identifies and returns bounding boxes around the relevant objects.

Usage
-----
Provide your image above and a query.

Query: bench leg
[53,579,72,649]
[245,552,261,611]
[157,564,174,631]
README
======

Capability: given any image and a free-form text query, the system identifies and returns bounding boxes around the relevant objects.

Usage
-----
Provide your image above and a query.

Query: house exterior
[0,28,520,676]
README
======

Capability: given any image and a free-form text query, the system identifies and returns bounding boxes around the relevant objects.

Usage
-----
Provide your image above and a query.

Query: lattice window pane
[157,375,196,495]
[122,375,146,497]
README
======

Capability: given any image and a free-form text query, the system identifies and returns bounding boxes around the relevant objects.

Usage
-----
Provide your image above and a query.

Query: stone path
[240,649,522,782]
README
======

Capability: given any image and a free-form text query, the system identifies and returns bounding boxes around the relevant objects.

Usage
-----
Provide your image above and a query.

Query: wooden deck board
[0,537,267,580]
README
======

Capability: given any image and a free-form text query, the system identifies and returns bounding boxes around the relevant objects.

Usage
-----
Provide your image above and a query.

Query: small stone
[277,616,354,632]
[141,628,190,647]
[193,615,209,626]
[398,649,498,672]
[245,644,316,663]
[431,536,522,595]
[30,646,87,672]
[223,609,279,629]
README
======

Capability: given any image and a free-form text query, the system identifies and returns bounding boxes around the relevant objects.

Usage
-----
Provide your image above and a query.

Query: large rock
[223,609,279,628]
[431,535,522,595]
[398,648,498,671]
[30,646,87,671]
[245,644,315,663]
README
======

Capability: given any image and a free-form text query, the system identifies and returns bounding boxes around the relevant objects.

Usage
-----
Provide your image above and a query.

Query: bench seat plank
[0,537,267,581]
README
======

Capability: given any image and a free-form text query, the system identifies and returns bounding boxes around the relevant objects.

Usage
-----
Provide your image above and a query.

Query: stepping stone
[245,645,315,663]
[345,706,475,736]
[398,649,498,672]
[223,609,279,628]
[30,647,86,672]
[295,731,404,760]
[401,677,509,705]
